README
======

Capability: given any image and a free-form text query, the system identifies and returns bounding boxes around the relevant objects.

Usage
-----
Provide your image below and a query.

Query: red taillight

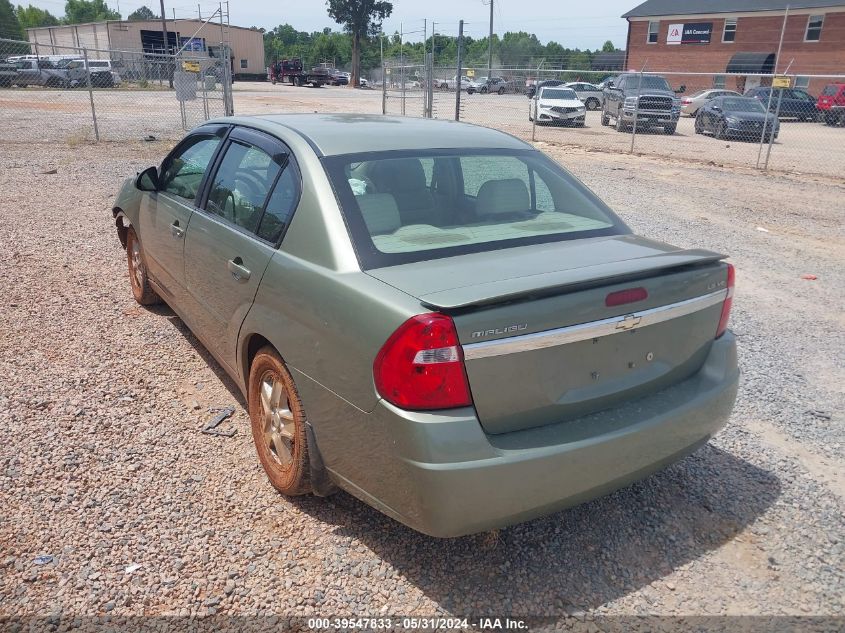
[374,313,472,410]
[681,97,692,104]
[606,286,648,307]
[715,264,735,339]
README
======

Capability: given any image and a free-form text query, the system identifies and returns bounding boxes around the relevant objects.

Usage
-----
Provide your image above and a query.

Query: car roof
[213,114,533,157]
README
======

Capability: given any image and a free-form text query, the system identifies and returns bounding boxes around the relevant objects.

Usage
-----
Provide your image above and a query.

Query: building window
[795,76,810,89]
[647,21,659,43]
[240,59,248,69]
[805,14,824,41]
[723,18,737,42]
[713,75,726,89]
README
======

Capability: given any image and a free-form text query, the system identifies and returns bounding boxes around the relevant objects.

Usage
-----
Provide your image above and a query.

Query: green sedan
[112,114,738,537]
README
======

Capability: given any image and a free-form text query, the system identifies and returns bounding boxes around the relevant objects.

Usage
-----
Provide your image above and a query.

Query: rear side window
[256,167,299,242]
[160,135,222,201]
[324,149,628,269]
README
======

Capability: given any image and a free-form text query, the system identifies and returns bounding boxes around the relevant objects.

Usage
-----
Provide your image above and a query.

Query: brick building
[622,0,845,95]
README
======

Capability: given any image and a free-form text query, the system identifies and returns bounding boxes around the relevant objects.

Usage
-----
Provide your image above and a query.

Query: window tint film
[206,141,281,233]
[324,149,627,269]
[257,166,299,243]
[160,135,222,201]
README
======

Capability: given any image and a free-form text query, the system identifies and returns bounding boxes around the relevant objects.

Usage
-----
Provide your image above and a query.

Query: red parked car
[817,82,845,125]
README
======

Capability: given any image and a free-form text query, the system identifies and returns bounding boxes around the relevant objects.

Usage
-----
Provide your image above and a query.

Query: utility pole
[487,0,493,79]
[159,0,172,88]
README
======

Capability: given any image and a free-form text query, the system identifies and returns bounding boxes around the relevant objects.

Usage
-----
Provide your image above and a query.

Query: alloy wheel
[259,372,295,467]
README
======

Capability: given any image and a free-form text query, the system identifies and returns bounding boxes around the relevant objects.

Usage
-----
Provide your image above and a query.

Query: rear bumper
[338,332,738,537]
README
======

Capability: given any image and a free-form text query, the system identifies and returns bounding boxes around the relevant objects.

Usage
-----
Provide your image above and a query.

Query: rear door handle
[227,257,251,282]
[170,221,185,239]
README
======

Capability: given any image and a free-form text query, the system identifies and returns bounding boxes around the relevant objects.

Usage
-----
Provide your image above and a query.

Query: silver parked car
[565,81,604,110]
[681,89,741,116]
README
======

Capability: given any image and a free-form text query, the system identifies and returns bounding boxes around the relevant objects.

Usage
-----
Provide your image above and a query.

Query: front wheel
[715,121,726,140]
[248,347,312,496]
[125,227,160,306]
[615,112,626,132]
[497,87,504,95]
[694,116,703,134]
[585,98,600,110]
[600,109,610,126]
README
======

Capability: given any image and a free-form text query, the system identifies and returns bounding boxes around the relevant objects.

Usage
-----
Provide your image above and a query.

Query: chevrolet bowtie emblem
[616,314,642,330]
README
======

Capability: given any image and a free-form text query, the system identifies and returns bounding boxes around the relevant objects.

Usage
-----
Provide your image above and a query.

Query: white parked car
[529,85,586,125]
[565,81,604,110]
[681,89,742,116]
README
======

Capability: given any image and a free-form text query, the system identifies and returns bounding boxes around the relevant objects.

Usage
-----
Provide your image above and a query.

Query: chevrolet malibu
[112,114,738,537]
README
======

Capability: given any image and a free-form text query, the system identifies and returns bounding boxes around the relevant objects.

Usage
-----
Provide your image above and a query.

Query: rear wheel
[585,97,600,110]
[248,347,312,496]
[125,227,160,306]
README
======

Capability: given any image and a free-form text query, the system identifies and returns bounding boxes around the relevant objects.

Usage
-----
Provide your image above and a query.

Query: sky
[22,0,636,50]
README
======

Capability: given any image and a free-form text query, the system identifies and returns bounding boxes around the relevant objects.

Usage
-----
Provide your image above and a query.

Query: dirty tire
[125,227,160,306]
[615,113,626,132]
[248,347,312,496]
[600,109,610,126]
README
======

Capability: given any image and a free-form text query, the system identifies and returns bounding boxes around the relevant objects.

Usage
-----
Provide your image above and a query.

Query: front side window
[324,149,628,269]
[647,21,659,44]
[723,18,737,42]
[205,141,282,233]
[159,135,222,201]
[713,76,726,88]
[805,14,824,41]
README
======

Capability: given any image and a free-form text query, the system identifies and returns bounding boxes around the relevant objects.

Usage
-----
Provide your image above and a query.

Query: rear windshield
[323,149,628,269]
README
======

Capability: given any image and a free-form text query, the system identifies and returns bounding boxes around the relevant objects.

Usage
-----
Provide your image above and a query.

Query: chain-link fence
[384,63,845,179]
[0,37,233,143]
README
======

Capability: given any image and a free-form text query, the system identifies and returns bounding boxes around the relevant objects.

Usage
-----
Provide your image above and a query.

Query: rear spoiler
[419,249,726,311]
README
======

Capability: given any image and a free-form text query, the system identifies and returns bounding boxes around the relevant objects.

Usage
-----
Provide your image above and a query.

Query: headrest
[369,158,427,192]
[476,178,530,216]
[357,193,401,235]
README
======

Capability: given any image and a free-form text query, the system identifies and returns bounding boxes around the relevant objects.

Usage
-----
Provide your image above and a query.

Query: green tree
[63,0,120,24]
[127,5,157,21]
[326,0,392,87]
[601,39,616,52]
[16,4,60,29]
[0,0,26,39]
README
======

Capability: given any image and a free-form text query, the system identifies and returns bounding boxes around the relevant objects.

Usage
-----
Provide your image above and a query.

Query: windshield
[323,149,627,269]
[822,84,840,96]
[541,88,577,100]
[625,76,672,91]
[722,98,766,113]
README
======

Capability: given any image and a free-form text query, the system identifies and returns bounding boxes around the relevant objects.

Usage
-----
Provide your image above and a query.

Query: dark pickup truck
[0,59,16,87]
[601,73,682,134]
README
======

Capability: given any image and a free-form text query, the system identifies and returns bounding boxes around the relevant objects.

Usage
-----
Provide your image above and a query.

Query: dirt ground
[0,88,843,629]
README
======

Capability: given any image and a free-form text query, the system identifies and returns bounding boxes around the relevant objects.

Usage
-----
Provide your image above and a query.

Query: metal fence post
[381,36,386,115]
[426,52,433,118]
[82,47,100,142]
[763,87,784,171]
[630,65,645,154]
[455,20,464,121]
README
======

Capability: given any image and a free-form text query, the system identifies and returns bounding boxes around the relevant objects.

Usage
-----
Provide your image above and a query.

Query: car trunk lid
[367,235,730,434]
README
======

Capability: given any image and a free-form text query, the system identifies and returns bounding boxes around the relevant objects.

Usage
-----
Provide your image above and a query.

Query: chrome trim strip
[462,289,727,360]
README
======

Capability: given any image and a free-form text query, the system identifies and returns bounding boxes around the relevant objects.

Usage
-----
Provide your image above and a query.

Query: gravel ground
[0,130,843,631]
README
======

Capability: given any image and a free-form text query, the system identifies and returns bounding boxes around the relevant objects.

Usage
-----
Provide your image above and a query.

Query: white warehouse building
[26,18,266,80]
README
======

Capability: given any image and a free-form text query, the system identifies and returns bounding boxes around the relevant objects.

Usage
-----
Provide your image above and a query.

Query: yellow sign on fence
[182,61,201,73]
[466,69,475,77]
[772,76,791,88]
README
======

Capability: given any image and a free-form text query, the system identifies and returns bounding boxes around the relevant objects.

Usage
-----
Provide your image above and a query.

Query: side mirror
[676,85,686,94]
[711,105,721,112]
[136,166,159,191]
